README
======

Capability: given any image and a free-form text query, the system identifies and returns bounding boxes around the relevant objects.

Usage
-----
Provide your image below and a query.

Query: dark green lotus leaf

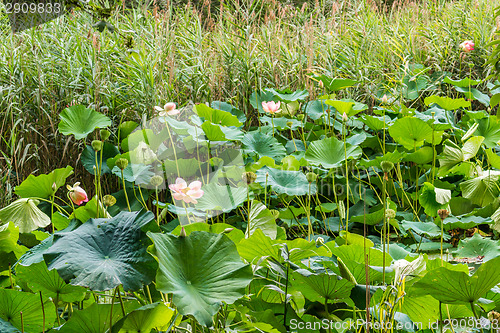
[292,271,354,303]
[401,221,449,240]
[44,210,157,291]
[16,261,86,303]
[242,131,286,161]
[256,166,316,196]
[460,171,500,207]
[195,103,242,127]
[0,319,20,333]
[454,233,500,262]
[81,143,120,175]
[305,137,362,169]
[474,116,500,148]
[58,105,112,140]
[171,222,245,244]
[211,101,246,123]
[60,302,140,333]
[411,256,500,304]
[0,289,55,333]
[0,222,27,258]
[419,182,451,217]
[194,183,248,213]
[148,231,253,327]
[15,166,73,199]
[111,302,175,333]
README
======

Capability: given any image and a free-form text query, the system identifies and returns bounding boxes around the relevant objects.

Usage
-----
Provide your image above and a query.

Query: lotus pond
[3,69,500,333]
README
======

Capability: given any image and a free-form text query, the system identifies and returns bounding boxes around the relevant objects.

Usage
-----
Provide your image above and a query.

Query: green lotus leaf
[360,115,391,131]
[211,101,246,123]
[359,151,405,169]
[15,166,73,199]
[485,149,500,170]
[259,116,303,130]
[411,256,500,304]
[0,198,50,233]
[292,271,354,303]
[460,170,500,207]
[195,104,242,127]
[60,302,139,333]
[388,117,435,150]
[0,289,55,333]
[194,183,247,213]
[112,164,155,185]
[474,116,500,148]
[350,200,397,226]
[313,76,357,92]
[403,146,434,164]
[454,233,500,262]
[237,229,329,264]
[148,231,253,327]
[266,88,309,102]
[305,100,332,120]
[201,121,243,141]
[249,90,278,113]
[0,319,20,333]
[419,182,451,217]
[242,131,286,161]
[118,120,139,140]
[0,222,27,257]
[256,166,316,196]
[247,200,277,239]
[401,220,449,240]
[111,302,175,333]
[171,222,245,244]
[58,105,112,140]
[424,95,471,110]
[305,137,362,169]
[443,76,480,87]
[44,210,157,291]
[16,261,86,303]
[81,143,120,175]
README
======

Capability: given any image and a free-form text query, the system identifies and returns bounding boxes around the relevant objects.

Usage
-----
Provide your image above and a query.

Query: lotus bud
[381,94,389,104]
[242,172,257,185]
[270,209,280,220]
[103,194,116,207]
[116,158,129,170]
[380,160,394,173]
[100,129,111,141]
[150,175,164,187]
[223,228,234,234]
[296,114,305,121]
[51,182,57,193]
[316,236,325,246]
[306,172,318,183]
[179,227,187,238]
[342,112,348,122]
[318,80,324,89]
[91,140,103,152]
[386,209,396,220]
[438,209,449,220]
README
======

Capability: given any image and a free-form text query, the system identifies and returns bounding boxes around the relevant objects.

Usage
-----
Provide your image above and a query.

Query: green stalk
[39,292,45,333]
[121,169,131,212]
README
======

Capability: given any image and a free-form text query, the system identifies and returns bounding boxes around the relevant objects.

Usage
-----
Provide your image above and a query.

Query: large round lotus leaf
[16,261,86,303]
[474,116,500,148]
[242,131,286,161]
[14,166,73,199]
[292,271,354,303]
[0,222,27,257]
[247,200,277,239]
[454,233,500,262]
[58,105,112,140]
[424,95,471,111]
[111,302,175,333]
[411,256,500,304]
[256,166,316,196]
[195,104,242,127]
[81,143,120,175]
[460,170,500,207]
[0,289,55,333]
[388,117,434,150]
[305,137,362,169]
[0,198,50,233]
[194,183,247,213]
[148,231,253,327]
[44,210,157,291]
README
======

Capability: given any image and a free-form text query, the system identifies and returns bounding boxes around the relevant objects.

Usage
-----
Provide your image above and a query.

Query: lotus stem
[39,292,45,333]
[121,169,131,212]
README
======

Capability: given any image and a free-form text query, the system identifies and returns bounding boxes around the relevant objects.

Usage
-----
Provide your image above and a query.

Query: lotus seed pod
[91,140,103,152]
[100,129,111,141]
[296,114,305,121]
[116,158,129,170]
[386,209,396,220]
[488,310,500,322]
[286,121,294,128]
[242,171,257,185]
[150,175,164,187]
[306,172,318,183]
[179,227,187,238]
[270,209,280,220]
[438,209,449,220]
[103,194,117,207]
[380,160,394,173]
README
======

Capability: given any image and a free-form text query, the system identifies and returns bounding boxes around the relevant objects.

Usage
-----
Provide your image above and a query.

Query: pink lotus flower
[261,101,281,114]
[169,178,204,204]
[67,182,89,206]
[459,40,474,53]
[154,102,180,117]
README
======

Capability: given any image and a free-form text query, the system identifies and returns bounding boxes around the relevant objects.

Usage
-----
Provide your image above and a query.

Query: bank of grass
[0,0,497,205]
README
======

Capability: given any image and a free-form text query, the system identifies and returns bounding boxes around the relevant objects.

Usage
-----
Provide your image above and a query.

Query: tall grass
[0,0,497,204]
